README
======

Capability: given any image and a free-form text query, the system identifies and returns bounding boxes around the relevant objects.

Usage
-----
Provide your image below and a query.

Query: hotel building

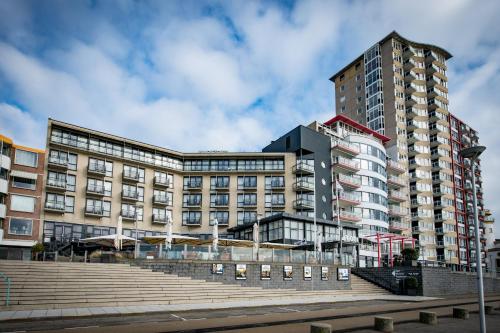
[41,119,360,255]
[0,135,45,260]
[330,31,486,268]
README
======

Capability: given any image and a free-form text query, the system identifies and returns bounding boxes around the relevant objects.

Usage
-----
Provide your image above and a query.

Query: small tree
[31,242,45,261]
[405,276,418,289]
[401,248,419,266]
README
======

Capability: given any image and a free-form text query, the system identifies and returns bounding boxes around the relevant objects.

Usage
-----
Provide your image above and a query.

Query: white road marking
[278,307,301,312]
[65,326,99,330]
[170,314,187,321]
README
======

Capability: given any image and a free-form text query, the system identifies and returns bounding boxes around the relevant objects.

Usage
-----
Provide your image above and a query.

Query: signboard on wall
[321,266,329,281]
[236,264,247,280]
[212,263,224,275]
[337,267,349,281]
[304,266,312,281]
[261,264,271,280]
[283,265,293,281]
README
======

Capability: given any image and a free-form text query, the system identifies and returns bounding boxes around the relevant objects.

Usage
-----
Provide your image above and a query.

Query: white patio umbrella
[253,222,259,259]
[114,216,123,250]
[142,234,204,245]
[212,218,219,252]
[165,216,173,250]
[81,234,136,247]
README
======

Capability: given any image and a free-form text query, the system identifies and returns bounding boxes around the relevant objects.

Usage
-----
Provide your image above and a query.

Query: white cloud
[0,103,43,149]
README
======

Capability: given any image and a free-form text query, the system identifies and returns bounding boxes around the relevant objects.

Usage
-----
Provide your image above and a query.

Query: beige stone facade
[41,119,297,240]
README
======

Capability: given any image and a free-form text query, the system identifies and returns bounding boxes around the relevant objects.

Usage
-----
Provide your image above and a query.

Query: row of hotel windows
[184,176,285,189]
[50,129,285,171]
[182,193,286,207]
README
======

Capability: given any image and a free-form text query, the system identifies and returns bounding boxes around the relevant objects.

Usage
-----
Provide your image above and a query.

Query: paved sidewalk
[0,294,436,322]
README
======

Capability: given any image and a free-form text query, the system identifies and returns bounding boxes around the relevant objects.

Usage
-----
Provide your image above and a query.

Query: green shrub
[405,276,418,289]
[31,242,45,253]
[401,248,419,264]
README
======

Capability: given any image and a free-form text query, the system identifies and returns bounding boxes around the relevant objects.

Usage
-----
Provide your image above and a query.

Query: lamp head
[459,146,486,160]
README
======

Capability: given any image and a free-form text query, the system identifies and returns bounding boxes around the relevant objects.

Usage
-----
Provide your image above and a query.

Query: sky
[0,0,499,236]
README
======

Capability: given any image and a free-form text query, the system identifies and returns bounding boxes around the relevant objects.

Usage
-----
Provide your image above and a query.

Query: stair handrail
[0,272,11,306]
[352,268,401,294]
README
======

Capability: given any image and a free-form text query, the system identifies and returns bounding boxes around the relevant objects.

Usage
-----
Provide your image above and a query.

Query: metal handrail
[0,272,11,306]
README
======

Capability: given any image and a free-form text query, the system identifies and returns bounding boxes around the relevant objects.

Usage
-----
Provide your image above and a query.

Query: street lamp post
[460,145,486,333]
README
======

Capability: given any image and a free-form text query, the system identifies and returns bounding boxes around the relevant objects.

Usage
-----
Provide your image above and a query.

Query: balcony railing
[154,176,171,188]
[153,195,171,205]
[88,163,106,176]
[184,199,202,207]
[123,170,140,182]
[293,180,315,192]
[45,201,65,212]
[85,206,104,216]
[211,199,229,207]
[238,217,257,225]
[332,156,359,171]
[46,178,66,190]
[87,184,105,195]
[387,175,405,187]
[331,140,360,156]
[48,156,68,168]
[121,209,137,220]
[293,198,314,210]
[266,200,285,208]
[337,174,361,188]
[387,160,405,174]
[122,189,139,200]
[267,181,285,190]
[153,214,168,224]
[184,181,203,190]
[292,161,315,174]
[388,190,406,202]
[333,210,362,222]
[388,205,406,216]
[183,218,201,226]
[238,200,257,208]
[334,191,361,205]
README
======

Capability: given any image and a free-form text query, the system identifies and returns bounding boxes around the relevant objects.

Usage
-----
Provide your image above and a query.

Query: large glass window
[265,176,285,189]
[14,149,38,167]
[210,211,229,225]
[12,177,36,190]
[182,211,202,225]
[237,176,257,189]
[123,165,145,182]
[183,194,202,207]
[210,176,229,189]
[237,193,257,207]
[10,195,35,212]
[184,176,202,189]
[8,218,33,235]
[237,211,257,225]
[265,193,285,207]
[210,193,229,207]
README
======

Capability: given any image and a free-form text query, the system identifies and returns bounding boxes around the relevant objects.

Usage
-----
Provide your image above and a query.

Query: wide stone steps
[0,260,390,311]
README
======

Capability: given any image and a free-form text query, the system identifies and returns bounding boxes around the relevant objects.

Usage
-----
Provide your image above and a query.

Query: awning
[10,170,38,180]
[80,234,137,247]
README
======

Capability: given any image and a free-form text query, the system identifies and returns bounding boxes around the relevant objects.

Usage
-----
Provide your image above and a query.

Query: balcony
[333,210,362,223]
[183,216,201,226]
[184,180,203,190]
[266,200,285,209]
[332,156,359,173]
[267,180,285,191]
[388,190,406,202]
[123,170,140,182]
[293,179,315,192]
[211,182,230,191]
[0,203,6,218]
[293,198,314,210]
[292,161,315,175]
[85,206,104,217]
[334,191,361,206]
[87,184,105,196]
[238,200,257,208]
[87,163,106,177]
[184,199,202,208]
[211,199,229,208]
[0,154,11,170]
[153,194,171,206]
[44,201,65,213]
[387,175,405,188]
[387,160,405,174]
[154,176,171,188]
[238,182,257,191]
[337,174,361,189]
[46,178,67,192]
[48,156,68,170]
[121,209,137,221]
[389,221,410,231]
[152,214,168,224]
[122,189,139,201]
[331,140,359,156]
[388,205,407,217]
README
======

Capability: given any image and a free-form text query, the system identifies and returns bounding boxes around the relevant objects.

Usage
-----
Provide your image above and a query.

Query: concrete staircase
[0,260,389,310]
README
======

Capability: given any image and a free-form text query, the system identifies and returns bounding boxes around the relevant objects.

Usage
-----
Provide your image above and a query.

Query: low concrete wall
[137,260,351,291]
[353,266,500,296]
[421,267,500,296]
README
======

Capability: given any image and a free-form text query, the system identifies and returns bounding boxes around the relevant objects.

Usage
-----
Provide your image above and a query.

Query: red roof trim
[323,115,391,143]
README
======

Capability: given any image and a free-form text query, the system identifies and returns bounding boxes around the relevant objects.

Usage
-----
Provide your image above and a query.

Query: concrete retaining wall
[421,267,500,296]
[137,260,351,291]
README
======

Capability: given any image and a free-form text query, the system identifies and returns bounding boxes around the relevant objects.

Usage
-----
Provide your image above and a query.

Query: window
[184,176,202,189]
[8,218,33,236]
[153,207,171,222]
[88,157,113,177]
[85,199,111,217]
[237,211,257,225]
[210,193,229,207]
[210,211,229,225]
[14,149,38,167]
[237,176,257,189]
[265,176,284,189]
[238,193,257,207]
[210,176,229,189]
[182,211,201,225]
[265,193,285,207]
[10,195,35,212]
[123,165,145,182]
[121,204,143,220]
[183,194,202,207]
[66,174,76,192]
[12,177,36,190]
[65,196,75,213]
